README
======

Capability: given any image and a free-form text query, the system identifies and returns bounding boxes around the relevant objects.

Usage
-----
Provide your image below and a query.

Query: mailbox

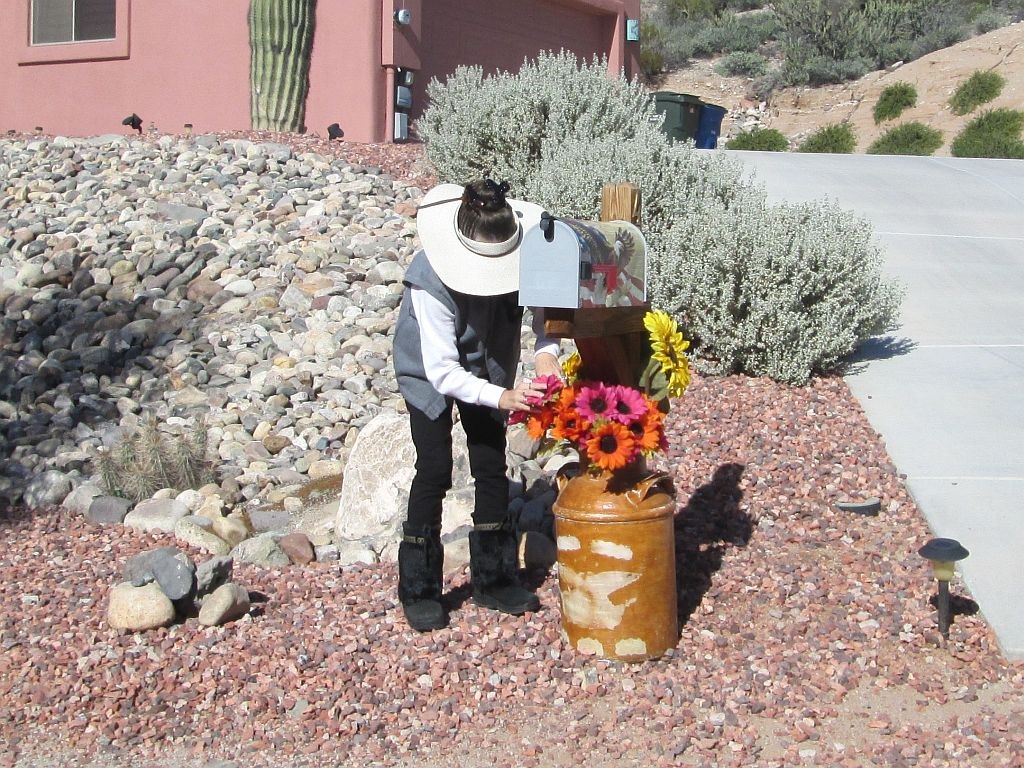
[519,214,647,309]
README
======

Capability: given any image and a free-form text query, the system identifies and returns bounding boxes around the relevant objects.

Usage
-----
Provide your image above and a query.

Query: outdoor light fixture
[122,113,142,134]
[183,123,193,137]
[918,537,969,641]
[394,8,412,25]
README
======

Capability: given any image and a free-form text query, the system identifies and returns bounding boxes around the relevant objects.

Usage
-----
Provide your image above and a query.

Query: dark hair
[457,179,517,243]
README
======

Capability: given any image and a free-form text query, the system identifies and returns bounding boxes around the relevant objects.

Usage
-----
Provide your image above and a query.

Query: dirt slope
[656,21,1024,154]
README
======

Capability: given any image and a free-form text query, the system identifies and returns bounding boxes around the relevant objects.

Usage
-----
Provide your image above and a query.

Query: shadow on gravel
[929,591,980,619]
[674,462,753,627]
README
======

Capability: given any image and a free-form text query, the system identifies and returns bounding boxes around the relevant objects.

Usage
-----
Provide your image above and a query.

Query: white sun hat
[415,183,544,296]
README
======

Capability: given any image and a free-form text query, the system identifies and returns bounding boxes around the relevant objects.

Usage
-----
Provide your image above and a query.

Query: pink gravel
[2,137,1023,767]
[3,374,1023,768]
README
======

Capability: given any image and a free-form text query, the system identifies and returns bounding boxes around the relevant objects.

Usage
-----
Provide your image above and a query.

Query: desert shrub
[418,51,664,192]
[653,8,780,66]
[716,51,770,77]
[97,417,213,502]
[951,108,1024,158]
[655,198,903,383]
[663,0,729,20]
[421,53,901,384]
[750,69,785,102]
[949,70,1006,116]
[783,51,872,86]
[867,122,944,155]
[639,21,667,81]
[974,8,1009,34]
[798,122,856,153]
[726,127,789,151]
[774,0,973,83]
[874,82,917,124]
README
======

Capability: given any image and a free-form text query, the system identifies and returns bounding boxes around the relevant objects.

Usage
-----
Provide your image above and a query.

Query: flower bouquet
[512,310,691,474]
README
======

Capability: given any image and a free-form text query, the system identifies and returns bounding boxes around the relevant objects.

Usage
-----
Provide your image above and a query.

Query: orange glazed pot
[552,462,678,661]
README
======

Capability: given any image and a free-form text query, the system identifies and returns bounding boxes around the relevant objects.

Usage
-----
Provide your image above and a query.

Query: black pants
[406,400,509,529]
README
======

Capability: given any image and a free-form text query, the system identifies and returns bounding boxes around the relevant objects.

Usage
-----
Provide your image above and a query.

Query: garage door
[413,0,613,117]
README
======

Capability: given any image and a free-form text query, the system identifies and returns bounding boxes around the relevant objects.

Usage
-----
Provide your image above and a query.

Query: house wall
[1,0,640,143]
[411,0,638,122]
[1,0,252,137]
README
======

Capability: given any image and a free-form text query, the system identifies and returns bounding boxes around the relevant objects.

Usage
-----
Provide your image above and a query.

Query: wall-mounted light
[918,537,969,642]
[394,8,412,26]
[626,18,640,42]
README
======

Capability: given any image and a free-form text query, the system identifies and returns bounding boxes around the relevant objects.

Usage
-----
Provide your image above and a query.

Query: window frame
[19,0,130,65]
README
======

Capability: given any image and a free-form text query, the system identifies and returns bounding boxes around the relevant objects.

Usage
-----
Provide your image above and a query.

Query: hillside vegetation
[644,0,1024,155]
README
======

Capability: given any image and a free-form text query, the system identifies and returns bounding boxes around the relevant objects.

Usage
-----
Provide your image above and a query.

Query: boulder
[174,517,231,556]
[62,483,104,517]
[334,412,474,559]
[198,582,251,626]
[124,498,190,533]
[278,532,315,565]
[86,495,132,525]
[232,532,290,568]
[195,555,233,598]
[106,582,176,631]
[23,469,73,508]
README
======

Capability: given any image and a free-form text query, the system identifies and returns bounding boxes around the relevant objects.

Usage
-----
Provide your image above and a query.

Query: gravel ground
[2,136,1023,767]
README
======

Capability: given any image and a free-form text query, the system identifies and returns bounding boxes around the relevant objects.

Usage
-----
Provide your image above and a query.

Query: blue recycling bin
[695,103,728,149]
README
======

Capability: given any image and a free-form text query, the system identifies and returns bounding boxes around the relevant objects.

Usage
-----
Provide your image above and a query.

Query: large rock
[124,498,190,533]
[106,582,176,631]
[62,483,104,517]
[195,556,233,598]
[23,470,73,508]
[198,582,251,626]
[174,517,231,556]
[86,495,132,525]
[334,412,474,560]
[232,532,290,568]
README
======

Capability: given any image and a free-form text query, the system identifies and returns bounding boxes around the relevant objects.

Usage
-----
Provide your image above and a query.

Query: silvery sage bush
[418,52,902,384]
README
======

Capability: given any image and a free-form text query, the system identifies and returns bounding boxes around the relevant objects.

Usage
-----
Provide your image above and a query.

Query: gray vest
[394,251,523,419]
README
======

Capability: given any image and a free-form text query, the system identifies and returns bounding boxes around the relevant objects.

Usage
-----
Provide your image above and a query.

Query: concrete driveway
[721,151,1024,660]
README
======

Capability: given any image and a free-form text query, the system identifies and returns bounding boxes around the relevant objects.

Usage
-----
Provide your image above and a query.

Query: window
[32,0,116,45]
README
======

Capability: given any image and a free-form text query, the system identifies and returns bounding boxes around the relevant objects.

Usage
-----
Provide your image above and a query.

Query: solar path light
[917,537,969,641]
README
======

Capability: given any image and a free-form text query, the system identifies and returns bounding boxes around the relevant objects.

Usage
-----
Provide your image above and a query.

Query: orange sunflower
[525,409,555,440]
[585,421,637,471]
[627,410,665,454]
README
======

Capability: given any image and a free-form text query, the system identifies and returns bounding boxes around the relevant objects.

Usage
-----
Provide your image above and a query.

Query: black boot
[397,524,448,632]
[469,521,540,615]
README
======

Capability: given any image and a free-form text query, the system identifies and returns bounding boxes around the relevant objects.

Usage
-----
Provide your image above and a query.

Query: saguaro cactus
[248,0,317,132]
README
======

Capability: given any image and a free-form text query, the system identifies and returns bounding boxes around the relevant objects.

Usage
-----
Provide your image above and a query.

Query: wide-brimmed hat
[416,183,543,296]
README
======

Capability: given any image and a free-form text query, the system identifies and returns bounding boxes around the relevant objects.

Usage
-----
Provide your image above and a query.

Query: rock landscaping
[1,133,1022,767]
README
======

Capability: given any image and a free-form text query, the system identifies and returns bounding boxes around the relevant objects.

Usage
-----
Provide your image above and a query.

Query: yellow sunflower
[561,351,582,384]
[644,310,691,397]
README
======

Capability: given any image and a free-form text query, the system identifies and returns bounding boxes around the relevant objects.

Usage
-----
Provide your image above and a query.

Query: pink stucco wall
[1,0,640,143]
[1,0,252,137]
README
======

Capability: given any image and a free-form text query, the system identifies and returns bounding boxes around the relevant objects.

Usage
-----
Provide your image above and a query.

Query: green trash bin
[651,92,703,143]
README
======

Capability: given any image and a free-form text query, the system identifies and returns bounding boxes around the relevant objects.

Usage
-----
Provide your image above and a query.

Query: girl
[393,179,562,632]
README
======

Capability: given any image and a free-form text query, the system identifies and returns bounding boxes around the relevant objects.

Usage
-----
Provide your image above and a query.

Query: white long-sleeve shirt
[409,287,560,409]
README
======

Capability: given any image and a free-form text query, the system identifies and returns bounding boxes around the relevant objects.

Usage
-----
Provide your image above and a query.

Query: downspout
[384,65,397,143]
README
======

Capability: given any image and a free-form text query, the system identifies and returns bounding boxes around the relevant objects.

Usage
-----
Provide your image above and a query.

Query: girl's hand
[499,378,546,412]
[533,351,564,382]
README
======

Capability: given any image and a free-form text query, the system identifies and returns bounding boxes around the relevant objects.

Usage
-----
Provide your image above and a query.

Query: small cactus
[249,0,317,132]
[96,417,214,502]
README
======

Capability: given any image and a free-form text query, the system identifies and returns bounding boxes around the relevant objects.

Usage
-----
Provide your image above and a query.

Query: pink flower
[608,385,647,424]
[575,382,618,422]
[528,374,564,406]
